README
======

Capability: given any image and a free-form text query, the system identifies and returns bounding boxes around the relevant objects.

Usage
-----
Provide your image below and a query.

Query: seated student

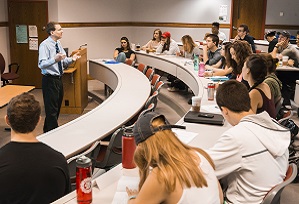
[168,35,201,92]
[211,22,227,46]
[156,31,180,55]
[114,36,136,63]
[262,53,282,106]
[126,112,223,204]
[242,54,276,118]
[141,29,162,51]
[207,80,290,204]
[204,42,234,78]
[202,34,222,66]
[0,92,71,203]
[265,30,278,53]
[234,24,256,53]
[229,40,252,89]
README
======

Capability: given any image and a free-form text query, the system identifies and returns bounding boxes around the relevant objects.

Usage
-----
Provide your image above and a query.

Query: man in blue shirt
[38,22,80,132]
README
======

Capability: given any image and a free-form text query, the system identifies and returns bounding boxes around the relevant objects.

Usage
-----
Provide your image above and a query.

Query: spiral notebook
[183,111,225,126]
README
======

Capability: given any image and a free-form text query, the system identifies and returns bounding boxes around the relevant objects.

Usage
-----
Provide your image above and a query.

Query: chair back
[145,68,154,81]
[126,59,134,66]
[154,81,164,92]
[93,128,123,170]
[0,53,5,74]
[262,163,298,204]
[138,103,155,118]
[137,63,146,73]
[151,74,161,87]
[145,90,158,109]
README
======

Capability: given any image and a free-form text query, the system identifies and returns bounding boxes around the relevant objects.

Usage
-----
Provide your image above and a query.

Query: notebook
[184,111,225,126]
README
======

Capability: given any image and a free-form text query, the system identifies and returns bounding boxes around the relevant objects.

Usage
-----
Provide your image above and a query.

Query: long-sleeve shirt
[38,36,73,76]
[156,39,180,55]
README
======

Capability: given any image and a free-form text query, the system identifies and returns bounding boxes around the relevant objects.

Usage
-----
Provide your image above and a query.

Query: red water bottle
[122,128,136,169]
[76,156,92,204]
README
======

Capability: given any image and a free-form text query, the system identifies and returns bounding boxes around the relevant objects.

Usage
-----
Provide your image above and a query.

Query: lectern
[60,48,88,114]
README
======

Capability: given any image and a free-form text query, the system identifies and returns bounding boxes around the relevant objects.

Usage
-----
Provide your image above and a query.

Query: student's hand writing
[126,187,138,197]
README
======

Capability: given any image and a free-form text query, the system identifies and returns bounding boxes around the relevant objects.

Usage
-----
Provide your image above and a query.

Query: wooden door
[8,0,48,88]
[230,0,267,40]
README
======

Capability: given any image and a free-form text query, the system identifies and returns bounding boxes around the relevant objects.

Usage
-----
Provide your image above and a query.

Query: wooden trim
[265,25,299,30]
[59,22,231,29]
[0,22,8,27]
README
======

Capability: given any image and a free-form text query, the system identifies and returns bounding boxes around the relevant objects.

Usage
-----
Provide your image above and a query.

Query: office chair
[153,81,164,93]
[125,59,134,66]
[262,163,298,204]
[93,127,123,171]
[139,103,155,118]
[151,74,161,87]
[145,91,159,110]
[0,53,20,86]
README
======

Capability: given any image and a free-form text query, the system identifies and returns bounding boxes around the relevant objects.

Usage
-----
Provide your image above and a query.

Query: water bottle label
[80,177,92,193]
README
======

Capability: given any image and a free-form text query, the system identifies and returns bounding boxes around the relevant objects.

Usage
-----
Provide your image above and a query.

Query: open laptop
[184,111,225,126]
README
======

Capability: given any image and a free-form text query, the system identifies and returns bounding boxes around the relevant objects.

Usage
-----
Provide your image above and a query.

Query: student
[126,112,223,204]
[211,22,227,45]
[207,80,290,204]
[234,24,256,53]
[204,42,234,77]
[114,36,136,63]
[242,54,276,118]
[202,34,222,66]
[296,31,299,49]
[141,29,162,51]
[38,22,81,133]
[265,30,278,53]
[0,92,71,203]
[156,31,180,55]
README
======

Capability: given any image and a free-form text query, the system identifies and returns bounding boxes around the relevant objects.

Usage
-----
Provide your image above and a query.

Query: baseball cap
[133,112,186,145]
[264,30,276,38]
[161,31,171,38]
[280,31,291,38]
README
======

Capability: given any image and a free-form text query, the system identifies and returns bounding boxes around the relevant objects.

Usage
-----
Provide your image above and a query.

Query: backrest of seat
[145,91,158,108]
[145,68,154,80]
[0,53,5,74]
[138,103,155,118]
[137,63,146,73]
[155,81,164,92]
[262,163,298,204]
[126,59,133,66]
[151,74,161,86]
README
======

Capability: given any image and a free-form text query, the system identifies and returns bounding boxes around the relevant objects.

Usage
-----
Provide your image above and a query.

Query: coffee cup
[191,96,201,112]
[282,56,289,66]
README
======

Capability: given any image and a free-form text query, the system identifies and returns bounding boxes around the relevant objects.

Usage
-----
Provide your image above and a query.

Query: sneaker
[167,87,180,92]
[284,105,292,110]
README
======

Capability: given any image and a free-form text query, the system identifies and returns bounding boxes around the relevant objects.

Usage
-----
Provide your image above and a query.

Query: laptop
[184,111,225,126]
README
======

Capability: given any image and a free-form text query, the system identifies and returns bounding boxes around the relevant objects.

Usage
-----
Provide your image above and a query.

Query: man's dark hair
[7,92,41,133]
[212,22,220,29]
[297,31,299,35]
[206,33,219,47]
[239,24,249,34]
[216,80,251,113]
[46,22,58,35]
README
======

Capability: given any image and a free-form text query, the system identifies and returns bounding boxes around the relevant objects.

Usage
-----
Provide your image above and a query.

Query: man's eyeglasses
[237,29,243,32]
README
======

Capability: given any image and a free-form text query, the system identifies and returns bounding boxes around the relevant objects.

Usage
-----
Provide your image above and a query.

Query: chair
[145,68,154,81]
[151,74,161,87]
[92,127,123,170]
[137,63,146,74]
[262,163,298,204]
[153,81,164,93]
[144,91,159,110]
[138,103,155,118]
[0,53,20,86]
[125,59,134,66]
[67,140,101,189]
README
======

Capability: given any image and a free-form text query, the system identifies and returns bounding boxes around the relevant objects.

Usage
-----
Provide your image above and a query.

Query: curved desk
[37,60,151,159]
[53,53,231,203]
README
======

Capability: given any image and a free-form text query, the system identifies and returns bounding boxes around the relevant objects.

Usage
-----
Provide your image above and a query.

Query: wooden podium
[60,48,88,114]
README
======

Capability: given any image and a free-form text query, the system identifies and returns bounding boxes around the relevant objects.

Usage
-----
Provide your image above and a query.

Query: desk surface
[0,85,35,108]
[37,61,151,158]
[53,53,231,203]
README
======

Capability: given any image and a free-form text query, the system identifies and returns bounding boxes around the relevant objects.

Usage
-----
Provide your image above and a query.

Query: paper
[16,25,28,43]
[219,5,228,22]
[29,38,38,50]
[112,176,139,204]
[28,25,38,37]
[201,105,222,114]
[173,129,198,144]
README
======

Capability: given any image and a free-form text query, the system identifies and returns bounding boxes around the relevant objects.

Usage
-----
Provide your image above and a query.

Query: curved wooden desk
[37,60,151,158]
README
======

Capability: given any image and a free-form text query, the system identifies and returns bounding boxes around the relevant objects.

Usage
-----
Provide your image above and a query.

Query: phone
[198,113,214,118]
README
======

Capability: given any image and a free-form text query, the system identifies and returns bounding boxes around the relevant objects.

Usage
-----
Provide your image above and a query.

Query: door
[8,0,48,88]
[230,0,267,40]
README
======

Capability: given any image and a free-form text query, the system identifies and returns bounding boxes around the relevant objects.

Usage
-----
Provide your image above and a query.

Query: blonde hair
[134,117,215,193]
[181,35,197,54]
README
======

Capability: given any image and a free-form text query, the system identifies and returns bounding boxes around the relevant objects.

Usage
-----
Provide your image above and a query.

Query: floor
[0,78,299,203]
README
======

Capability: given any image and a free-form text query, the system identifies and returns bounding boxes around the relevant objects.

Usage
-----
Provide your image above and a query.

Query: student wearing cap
[156,31,180,55]
[126,112,223,204]
[207,80,290,204]
[265,30,278,53]
[271,31,299,109]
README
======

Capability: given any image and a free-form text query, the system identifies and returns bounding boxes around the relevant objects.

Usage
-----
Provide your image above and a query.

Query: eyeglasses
[237,29,243,32]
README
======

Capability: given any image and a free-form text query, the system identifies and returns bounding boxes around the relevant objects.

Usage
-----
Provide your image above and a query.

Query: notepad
[206,76,229,82]
[112,176,140,204]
